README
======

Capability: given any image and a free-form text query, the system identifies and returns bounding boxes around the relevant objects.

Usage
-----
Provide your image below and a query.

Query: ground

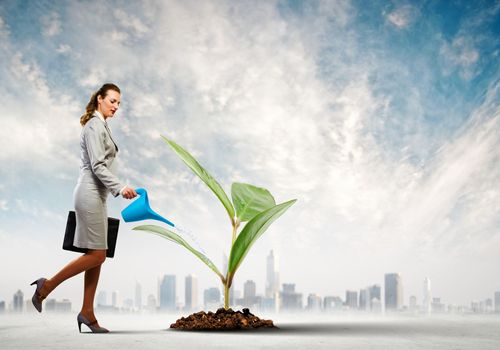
[1,312,499,349]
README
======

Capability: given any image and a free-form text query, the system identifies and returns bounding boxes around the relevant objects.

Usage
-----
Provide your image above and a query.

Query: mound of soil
[170,308,277,331]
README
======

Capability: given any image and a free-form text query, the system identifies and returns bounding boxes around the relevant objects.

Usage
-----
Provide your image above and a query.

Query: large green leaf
[228,199,297,275]
[161,135,235,222]
[231,182,276,222]
[133,224,223,279]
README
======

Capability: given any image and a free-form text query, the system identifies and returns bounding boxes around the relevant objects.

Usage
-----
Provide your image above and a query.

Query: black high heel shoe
[77,313,109,333]
[30,278,47,313]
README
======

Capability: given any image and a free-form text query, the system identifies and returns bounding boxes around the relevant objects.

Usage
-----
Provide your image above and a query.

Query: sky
[0,0,499,309]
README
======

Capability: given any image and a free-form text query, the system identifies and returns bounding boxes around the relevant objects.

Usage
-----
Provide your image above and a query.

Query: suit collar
[92,110,118,152]
[93,110,106,124]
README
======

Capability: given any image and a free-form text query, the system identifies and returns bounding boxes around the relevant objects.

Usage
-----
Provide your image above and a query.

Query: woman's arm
[84,122,125,197]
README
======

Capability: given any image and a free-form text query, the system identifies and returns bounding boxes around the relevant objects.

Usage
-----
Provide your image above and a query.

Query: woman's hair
[80,83,121,126]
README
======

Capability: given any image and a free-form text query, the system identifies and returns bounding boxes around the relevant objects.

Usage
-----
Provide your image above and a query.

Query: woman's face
[97,90,121,119]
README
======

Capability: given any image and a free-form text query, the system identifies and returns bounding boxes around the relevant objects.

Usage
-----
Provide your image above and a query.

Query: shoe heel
[30,281,36,286]
[78,320,82,333]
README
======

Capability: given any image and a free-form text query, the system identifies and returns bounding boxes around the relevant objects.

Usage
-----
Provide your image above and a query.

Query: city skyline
[3,252,499,315]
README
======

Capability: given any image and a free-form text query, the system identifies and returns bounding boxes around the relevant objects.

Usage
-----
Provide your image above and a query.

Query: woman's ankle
[80,308,96,319]
[40,279,52,298]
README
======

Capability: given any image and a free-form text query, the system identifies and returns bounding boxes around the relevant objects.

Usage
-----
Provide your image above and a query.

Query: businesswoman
[30,83,137,333]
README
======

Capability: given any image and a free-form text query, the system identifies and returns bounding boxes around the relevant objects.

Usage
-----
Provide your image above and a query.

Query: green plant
[134,136,297,309]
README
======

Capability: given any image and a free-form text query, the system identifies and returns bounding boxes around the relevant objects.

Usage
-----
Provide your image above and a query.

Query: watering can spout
[121,188,175,227]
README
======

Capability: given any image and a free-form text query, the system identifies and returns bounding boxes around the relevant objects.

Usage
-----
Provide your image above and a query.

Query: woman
[30,83,137,333]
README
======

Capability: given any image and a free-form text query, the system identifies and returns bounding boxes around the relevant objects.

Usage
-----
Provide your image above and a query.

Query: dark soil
[170,308,277,331]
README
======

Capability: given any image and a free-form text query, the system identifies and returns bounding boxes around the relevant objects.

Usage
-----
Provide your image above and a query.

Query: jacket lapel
[103,122,119,152]
[91,113,119,152]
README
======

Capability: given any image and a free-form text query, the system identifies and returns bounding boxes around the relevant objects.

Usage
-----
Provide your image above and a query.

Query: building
[485,298,493,313]
[371,297,382,313]
[368,284,381,312]
[261,297,278,312]
[243,280,257,307]
[123,298,134,310]
[385,273,403,311]
[204,287,221,310]
[359,288,369,311]
[135,282,142,310]
[111,290,120,308]
[431,297,445,313]
[13,290,23,312]
[185,274,198,311]
[345,290,358,310]
[495,292,500,313]
[97,291,107,307]
[45,299,72,312]
[265,250,280,298]
[306,294,322,312]
[423,277,431,314]
[409,295,417,311]
[280,283,302,311]
[323,296,343,311]
[147,294,157,312]
[159,275,176,310]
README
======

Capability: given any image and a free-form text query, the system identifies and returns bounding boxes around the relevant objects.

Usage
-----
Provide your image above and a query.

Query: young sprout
[134,136,296,309]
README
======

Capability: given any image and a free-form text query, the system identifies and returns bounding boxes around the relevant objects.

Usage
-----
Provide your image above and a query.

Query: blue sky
[0,0,499,308]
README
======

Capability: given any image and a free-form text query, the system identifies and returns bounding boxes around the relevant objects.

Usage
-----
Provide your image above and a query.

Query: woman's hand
[121,186,137,199]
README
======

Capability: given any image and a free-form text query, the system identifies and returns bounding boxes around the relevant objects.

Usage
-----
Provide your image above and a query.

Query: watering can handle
[135,188,147,196]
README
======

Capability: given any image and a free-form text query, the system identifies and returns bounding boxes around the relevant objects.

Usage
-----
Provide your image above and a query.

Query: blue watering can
[121,188,175,227]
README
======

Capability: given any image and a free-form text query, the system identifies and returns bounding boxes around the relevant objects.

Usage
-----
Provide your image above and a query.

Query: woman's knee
[87,250,106,265]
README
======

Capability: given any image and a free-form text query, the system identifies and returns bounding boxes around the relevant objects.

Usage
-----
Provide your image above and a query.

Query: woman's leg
[40,250,106,298]
[80,264,102,322]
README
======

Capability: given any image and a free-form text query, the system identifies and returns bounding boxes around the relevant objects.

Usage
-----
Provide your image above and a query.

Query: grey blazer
[77,115,124,197]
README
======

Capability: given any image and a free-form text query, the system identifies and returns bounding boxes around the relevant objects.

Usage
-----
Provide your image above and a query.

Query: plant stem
[224,282,230,309]
[231,219,240,245]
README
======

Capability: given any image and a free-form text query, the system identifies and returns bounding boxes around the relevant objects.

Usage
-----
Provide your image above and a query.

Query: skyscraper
[97,290,107,307]
[204,287,221,310]
[368,284,381,311]
[323,296,343,311]
[409,295,417,311]
[147,294,157,311]
[159,274,176,310]
[112,290,120,308]
[243,280,257,307]
[307,294,322,311]
[13,290,23,312]
[135,282,142,310]
[385,273,403,311]
[423,277,431,314]
[345,290,358,309]
[266,250,280,298]
[185,274,198,311]
[280,283,302,311]
[359,288,369,311]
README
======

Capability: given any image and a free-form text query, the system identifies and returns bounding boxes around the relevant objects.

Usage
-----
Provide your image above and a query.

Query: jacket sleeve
[83,122,125,197]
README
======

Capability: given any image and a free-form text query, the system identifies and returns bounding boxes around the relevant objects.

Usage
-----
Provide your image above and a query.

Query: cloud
[41,11,61,37]
[385,5,420,29]
[0,31,81,174]
[56,43,71,54]
[0,1,498,303]
[114,8,149,38]
[440,36,480,80]
[438,1,499,81]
